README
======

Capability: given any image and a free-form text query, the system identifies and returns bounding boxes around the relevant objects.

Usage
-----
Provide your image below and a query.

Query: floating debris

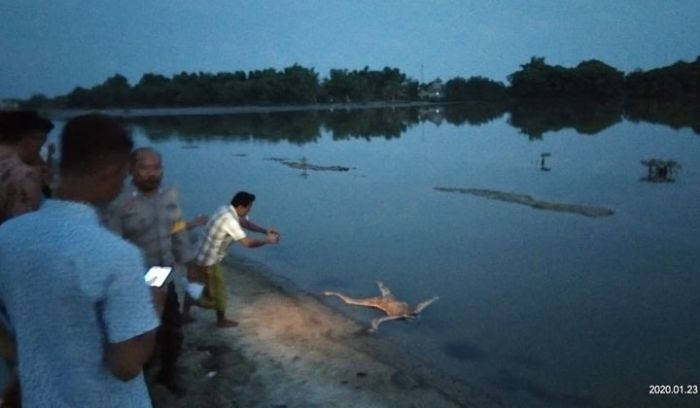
[265,157,288,163]
[232,153,248,157]
[266,157,353,172]
[434,187,614,218]
[539,152,551,172]
[284,162,351,172]
[181,144,200,149]
[640,159,680,183]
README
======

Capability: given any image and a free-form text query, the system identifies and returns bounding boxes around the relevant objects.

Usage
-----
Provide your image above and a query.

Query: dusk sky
[1,0,699,99]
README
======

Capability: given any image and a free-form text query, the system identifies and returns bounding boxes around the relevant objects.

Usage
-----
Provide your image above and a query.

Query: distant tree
[323,69,355,103]
[65,86,95,108]
[133,73,173,106]
[625,56,700,100]
[508,57,623,99]
[21,56,699,109]
[247,68,283,104]
[21,93,51,108]
[280,64,319,104]
[571,60,624,98]
[444,76,508,101]
[95,74,132,107]
[321,66,414,103]
[209,71,246,104]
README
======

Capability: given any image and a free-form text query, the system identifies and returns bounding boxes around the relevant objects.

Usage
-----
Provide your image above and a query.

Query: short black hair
[0,110,54,144]
[59,114,133,175]
[231,191,256,208]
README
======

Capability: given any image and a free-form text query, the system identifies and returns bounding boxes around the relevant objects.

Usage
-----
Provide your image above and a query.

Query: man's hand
[187,214,208,229]
[265,231,280,244]
[0,326,16,362]
[151,286,168,316]
[107,330,156,381]
[266,228,280,243]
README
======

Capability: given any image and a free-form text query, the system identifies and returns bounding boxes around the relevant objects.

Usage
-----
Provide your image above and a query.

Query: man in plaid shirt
[184,191,280,328]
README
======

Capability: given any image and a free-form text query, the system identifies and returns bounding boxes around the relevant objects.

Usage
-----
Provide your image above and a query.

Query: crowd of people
[0,111,280,407]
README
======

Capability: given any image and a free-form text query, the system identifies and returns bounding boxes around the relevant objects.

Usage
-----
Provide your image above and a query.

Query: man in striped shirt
[184,191,280,328]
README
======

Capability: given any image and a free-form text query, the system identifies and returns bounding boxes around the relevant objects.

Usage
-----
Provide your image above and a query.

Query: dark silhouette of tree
[625,56,700,100]
[508,57,624,99]
[24,93,51,108]
[279,65,319,104]
[14,55,700,137]
[442,102,508,126]
[133,73,174,106]
[320,66,415,103]
[444,76,507,101]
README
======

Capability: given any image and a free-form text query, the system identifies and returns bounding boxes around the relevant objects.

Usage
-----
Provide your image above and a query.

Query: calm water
[29,106,700,406]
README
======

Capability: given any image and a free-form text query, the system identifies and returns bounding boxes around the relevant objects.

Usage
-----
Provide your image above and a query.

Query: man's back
[0,199,159,407]
[196,205,246,266]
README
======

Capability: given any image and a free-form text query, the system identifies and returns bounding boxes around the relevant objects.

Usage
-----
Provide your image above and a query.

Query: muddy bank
[151,257,502,408]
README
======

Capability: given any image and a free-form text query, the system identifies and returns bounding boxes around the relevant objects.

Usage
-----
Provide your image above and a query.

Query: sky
[1,0,699,99]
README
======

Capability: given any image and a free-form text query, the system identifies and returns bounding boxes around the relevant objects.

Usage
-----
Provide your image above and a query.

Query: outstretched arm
[239,233,278,248]
[240,218,277,235]
[324,291,377,307]
[414,296,439,314]
[186,214,208,230]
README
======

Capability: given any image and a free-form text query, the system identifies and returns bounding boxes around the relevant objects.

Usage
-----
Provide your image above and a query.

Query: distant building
[419,79,445,101]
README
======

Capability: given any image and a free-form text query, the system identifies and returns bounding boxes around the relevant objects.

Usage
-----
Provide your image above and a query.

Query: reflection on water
[508,99,623,139]
[131,108,421,143]
[539,152,552,172]
[625,99,700,134]
[128,99,700,143]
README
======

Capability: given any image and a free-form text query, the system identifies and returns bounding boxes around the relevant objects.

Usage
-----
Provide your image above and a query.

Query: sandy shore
[150,256,503,408]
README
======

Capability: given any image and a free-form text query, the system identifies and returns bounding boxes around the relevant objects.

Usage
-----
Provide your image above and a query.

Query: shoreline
[43,101,450,120]
[152,256,502,407]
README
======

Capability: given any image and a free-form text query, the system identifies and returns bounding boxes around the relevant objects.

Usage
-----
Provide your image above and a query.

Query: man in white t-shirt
[0,114,162,407]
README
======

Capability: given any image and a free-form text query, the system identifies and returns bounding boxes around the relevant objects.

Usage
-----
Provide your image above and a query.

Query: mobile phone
[144,266,173,287]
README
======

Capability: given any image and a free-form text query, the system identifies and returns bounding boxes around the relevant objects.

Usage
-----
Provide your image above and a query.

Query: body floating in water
[324,282,439,332]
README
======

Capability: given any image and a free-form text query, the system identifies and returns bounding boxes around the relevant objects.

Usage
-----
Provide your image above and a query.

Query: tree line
[18,55,700,108]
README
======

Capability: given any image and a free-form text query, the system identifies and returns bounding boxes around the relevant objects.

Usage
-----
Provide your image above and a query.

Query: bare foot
[216,319,239,329]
